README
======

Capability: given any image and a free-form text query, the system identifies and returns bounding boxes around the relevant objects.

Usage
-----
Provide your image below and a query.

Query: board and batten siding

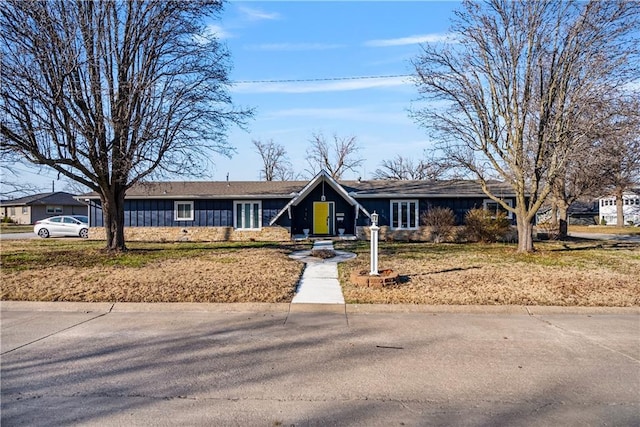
[356,197,516,227]
[88,199,289,228]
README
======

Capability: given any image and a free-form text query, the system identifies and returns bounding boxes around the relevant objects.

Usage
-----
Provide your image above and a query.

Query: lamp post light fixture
[370,211,379,276]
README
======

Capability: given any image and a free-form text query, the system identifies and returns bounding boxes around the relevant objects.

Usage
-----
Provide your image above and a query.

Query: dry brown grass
[337,240,640,307]
[1,240,304,303]
[2,238,639,306]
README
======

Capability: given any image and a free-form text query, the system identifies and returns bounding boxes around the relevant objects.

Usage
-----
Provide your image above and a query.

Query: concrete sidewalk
[1,303,638,426]
[290,240,355,304]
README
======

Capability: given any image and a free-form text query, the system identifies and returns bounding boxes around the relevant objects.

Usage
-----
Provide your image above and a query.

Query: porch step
[292,234,357,242]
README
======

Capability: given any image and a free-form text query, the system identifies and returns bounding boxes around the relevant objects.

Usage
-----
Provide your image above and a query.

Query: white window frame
[234,200,262,230]
[174,201,194,221]
[483,199,513,219]
[390,200,419,230]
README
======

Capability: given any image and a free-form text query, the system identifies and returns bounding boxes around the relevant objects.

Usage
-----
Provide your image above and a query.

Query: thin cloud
[237,5,281,21]
[264,107,409,124]
[365,33,457,47]
[244,42,345,52]
[204,24,231,40]
[232,76,411,94]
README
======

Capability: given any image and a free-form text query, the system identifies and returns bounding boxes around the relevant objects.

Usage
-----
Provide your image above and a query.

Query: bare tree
[306,132,364,180]
[550,96,640,235]
[1,0,251,251]
[598,103,640,226]
[411,0,639,252]
[0,153,47,198]
[252,139,295,181]
[372,153,451,180]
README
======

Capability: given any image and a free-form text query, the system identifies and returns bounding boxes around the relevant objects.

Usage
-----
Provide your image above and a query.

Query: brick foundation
[356,226,435,242]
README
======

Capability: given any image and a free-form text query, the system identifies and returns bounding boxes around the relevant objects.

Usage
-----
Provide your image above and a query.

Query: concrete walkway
[289,240,356,304]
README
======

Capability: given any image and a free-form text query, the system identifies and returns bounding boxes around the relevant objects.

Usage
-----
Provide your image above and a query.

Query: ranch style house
[80,170,519,242]
[1,191,87,225]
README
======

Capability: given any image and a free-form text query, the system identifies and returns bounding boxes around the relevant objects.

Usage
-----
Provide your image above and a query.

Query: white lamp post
[370,211,379,275]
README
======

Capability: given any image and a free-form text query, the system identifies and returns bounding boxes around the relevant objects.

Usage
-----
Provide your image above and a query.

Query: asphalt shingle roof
[81,179,516,199]
[0,192,85,207]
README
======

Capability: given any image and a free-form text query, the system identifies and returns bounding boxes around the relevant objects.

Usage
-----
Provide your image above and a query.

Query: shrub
[1,216,15,224]
[463,208,511,243]
[421,207,455,243]
[310,249,336,259]
[600,217,607,225]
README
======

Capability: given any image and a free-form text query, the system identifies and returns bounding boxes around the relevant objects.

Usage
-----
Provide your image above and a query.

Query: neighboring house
[0,192,87,225]
[598,189,640,226]
[536,200,599,226]
[80,170,520,241]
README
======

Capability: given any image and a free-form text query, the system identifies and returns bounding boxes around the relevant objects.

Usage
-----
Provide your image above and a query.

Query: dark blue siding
[357,197,517,226]
[89,198,289,228]
[93,196,276,229]
[86,194,518,230]
[287,184,357,234]
[263,199,286,226]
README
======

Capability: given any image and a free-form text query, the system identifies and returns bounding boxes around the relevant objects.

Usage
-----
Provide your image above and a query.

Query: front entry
[313,201,334,235]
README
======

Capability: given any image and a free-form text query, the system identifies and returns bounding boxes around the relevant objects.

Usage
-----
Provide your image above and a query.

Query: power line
[233,74,413,84]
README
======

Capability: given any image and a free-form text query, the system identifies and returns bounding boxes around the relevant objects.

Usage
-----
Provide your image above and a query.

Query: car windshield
[73,216,88,224]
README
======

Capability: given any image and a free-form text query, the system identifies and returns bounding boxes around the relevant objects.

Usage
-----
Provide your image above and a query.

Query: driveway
[0,232,36,240]
[1,302,638,426]
[568,231,640,242]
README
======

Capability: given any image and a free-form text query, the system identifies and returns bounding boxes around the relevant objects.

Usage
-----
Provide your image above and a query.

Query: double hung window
[483,199,513,219]
[174,201,194,221]
[390,200,418,229]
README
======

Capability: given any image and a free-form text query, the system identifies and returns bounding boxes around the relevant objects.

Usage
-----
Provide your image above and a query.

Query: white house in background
[598,188,640,226]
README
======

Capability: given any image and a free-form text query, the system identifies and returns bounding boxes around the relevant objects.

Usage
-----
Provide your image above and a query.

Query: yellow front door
[313,202,330,234]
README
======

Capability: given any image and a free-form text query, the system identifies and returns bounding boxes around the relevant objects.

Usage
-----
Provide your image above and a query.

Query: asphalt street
[1,302,638,426]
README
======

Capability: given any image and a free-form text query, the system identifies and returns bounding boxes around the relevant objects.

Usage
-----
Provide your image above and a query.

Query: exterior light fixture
[371,211,379,226]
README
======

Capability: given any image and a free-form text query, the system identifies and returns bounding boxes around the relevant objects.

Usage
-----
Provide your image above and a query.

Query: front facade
[81,170,519,241]
[0,192,86,224]
[598,189,640,226]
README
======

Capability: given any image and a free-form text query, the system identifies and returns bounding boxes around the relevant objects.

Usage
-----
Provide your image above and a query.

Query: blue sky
[218,0,460,181]
[9,1,462,192]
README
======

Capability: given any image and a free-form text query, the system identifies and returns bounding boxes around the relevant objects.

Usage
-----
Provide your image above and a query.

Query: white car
[34,215,89,239]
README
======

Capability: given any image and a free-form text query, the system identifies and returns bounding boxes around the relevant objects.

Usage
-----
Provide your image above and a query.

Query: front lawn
[336,240,639,307]
[1,238,638,306]
[0,240,306,303]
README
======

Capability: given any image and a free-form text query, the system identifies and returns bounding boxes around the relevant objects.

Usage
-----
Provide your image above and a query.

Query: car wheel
[79,228,89,239]
[37,228,50,238]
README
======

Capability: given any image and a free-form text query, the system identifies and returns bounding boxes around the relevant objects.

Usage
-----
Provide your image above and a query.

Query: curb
[1,301,638,315]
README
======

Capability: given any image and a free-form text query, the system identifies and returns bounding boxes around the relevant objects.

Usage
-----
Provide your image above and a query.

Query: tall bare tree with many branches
[411,0,639,252]
[1,0,251,251]
[305,132,364,180]
[549,96,640,234]
[372,153,452,180]
[252,139,295,181]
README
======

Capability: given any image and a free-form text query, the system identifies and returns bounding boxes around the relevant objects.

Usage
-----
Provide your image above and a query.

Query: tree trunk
[516,211,535,253]
[557,200,569,238]
[100,187,127,252]
[550,200,559,229]
[615,189,625,226]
